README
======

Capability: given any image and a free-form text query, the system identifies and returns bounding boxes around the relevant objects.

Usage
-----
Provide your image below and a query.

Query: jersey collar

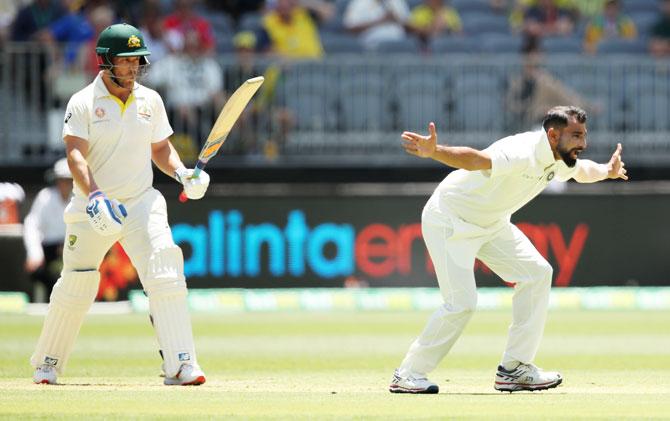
[535,130,556,168]
[93,71,140,99]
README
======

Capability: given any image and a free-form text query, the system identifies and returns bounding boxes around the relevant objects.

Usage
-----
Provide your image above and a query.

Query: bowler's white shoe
[494,363,562,392]
[164,363,206,386]
[33,364,57,385]
[389,369,439,394]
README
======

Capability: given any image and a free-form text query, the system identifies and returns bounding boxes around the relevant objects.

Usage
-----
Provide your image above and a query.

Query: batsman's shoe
[389,369,439,394]
[33,364,57,385]
[164,363,206,386]
[494,363,562,392]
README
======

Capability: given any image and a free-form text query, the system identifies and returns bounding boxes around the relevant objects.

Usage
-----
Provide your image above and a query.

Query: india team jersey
[433,130,579,227]
[62,73,173,203]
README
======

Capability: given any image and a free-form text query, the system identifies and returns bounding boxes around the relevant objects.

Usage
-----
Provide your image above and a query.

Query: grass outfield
[1,309,669,420]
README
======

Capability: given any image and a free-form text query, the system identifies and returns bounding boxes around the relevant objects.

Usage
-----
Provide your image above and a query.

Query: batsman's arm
[151,138,186,180]
[64,135,98,195]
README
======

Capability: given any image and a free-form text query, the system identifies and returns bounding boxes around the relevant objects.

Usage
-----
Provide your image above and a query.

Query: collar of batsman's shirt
[94,71,140,102]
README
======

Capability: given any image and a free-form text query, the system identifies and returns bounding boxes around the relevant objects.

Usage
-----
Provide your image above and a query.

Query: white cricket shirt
[23,187,68,261]
[62,72,173,204]
[432,130,579,227]
[343,0,410,49]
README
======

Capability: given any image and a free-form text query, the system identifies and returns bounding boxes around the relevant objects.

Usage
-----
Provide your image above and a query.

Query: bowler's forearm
[573,159,608,183]
[430,145,492,171]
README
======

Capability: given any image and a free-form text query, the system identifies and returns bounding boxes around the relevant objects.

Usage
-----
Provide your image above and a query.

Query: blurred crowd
[2,0,670,59]
[2,0,670,159]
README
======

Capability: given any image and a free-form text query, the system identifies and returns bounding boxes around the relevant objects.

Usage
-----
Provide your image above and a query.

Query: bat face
[199,76,264,163]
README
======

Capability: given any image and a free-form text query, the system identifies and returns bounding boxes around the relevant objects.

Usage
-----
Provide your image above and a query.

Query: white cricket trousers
[398,198,553,376]
[31,188,198,377]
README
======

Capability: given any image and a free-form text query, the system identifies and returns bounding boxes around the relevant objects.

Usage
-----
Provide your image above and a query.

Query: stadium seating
[239,12,264,32]
[461,13,510,36]
[394,71,449,131]
[372,38,422,54]
[597,38,649,54]
[542,36,583,54]
[452,0,494,15]
[623,0,660,14]
[320,32,363,54]
[339,75,391,131]
[430,36,481,54]
[480,34,523,54]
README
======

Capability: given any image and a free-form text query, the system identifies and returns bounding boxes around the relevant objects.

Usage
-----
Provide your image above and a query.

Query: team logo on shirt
[64,112,72,124]
[67,234,78,249]
[546,171,555,182]
[138,104,152,121]
[127,35,141,48]
[95,107,106,118]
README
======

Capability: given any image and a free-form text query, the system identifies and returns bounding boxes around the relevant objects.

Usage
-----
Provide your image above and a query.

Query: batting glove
[175,167,210,200]
[86,190,128,236]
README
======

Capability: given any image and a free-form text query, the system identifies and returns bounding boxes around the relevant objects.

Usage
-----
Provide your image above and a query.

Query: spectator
[23,158,72,302]
[227,31,292,158]
[343,0,411,51]
[204,0,264,24]
[506,36,595,131]
[223,31,267,155]
[408,0,462,47]
[649,0,670,57]
[583,0,636,54]
[10,0,65,42]
[9,0,66,109]
[522,0,576,37]
[148,28,224,150]
[0,182,25,225]
[507,37,599,129]
[1,0,21,44]
[226,31,262,94]
[569,0,608,19]
[260,0,323,59]
[299,0,336,26]
[38,0,98,66]
[163,0,215,54]
[139,1,169,63]
[76,5,115,77]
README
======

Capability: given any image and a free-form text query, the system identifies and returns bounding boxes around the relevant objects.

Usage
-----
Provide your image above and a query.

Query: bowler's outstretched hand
[607,143,628,180]
[402,122,438,158]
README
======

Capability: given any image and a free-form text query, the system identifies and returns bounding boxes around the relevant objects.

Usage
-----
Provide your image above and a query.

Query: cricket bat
[179,76,264,202]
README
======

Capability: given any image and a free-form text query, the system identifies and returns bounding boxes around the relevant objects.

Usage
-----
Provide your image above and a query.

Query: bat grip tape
[193,160,207,178]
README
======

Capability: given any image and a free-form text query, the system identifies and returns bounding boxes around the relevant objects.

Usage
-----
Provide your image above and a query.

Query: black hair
[542,106,587,132]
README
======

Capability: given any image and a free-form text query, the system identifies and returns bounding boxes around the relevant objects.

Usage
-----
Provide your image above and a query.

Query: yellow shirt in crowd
[263,7,324,59]
[410,5,462,33]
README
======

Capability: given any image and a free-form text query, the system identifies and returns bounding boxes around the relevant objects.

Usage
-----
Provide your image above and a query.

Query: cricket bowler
[31,23,209,385]
[390,106,628,393]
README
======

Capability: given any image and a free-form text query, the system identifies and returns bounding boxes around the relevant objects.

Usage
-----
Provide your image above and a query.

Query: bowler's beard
[558,145,578,167]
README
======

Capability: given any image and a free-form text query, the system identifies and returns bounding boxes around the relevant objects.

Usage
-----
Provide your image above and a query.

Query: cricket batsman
[390,106,628,393]
[31,23,210,385]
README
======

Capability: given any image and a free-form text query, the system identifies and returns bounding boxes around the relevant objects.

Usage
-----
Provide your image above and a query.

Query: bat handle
[178,161,206,203]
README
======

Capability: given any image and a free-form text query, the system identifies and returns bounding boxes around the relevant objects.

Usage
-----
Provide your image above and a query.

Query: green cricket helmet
[96,23,151,70]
